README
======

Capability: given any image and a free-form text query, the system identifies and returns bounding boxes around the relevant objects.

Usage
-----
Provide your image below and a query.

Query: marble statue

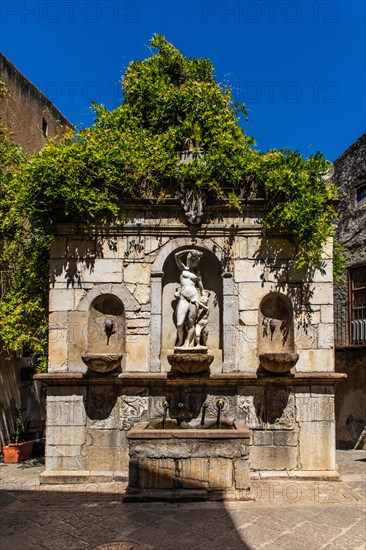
[174,250,209,348]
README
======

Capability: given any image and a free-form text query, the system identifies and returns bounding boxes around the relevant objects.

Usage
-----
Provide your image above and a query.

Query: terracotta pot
[2,440,35,463]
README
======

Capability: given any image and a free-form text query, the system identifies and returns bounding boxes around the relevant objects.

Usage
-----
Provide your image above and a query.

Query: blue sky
[1,0,365,160]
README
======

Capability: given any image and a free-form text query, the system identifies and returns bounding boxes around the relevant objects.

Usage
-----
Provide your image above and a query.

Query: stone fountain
[36,199,345,492]
[125,249,250,501]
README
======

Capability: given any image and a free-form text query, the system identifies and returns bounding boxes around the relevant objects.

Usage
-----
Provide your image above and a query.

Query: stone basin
[167,347,214,374]
[134,418,248,437]
[125,420,251,501]
[259,352,299,374]
[81,353,122,373]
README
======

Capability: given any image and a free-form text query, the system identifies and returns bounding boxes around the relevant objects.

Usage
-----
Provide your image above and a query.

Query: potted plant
[2,412,35,463]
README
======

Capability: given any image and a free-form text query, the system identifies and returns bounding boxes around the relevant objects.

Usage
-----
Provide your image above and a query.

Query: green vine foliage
[0,36,339,367]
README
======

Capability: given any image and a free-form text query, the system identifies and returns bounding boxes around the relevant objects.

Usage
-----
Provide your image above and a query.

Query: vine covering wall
[0,35,338,367]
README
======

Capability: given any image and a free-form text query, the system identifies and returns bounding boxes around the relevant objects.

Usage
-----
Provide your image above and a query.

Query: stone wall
[42,204,338,482]
[48,205,334,375]
[0,53,71,155]
[333,133,366,449]
[43,382,336,480]
[333,132,366,306]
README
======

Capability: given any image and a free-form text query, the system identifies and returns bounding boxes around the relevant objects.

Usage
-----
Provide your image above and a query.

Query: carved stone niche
[161,247,223,372]
[258,292,299,374]
[82,294,125,373]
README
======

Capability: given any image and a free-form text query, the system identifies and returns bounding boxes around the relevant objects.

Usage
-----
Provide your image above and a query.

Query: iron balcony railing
[335,301,366,347]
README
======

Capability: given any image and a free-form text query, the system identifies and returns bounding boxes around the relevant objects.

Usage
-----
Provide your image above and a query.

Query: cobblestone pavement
[0,450,365,550]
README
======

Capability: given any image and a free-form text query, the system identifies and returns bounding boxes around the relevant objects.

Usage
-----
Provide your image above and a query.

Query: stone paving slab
[0,450,365,550]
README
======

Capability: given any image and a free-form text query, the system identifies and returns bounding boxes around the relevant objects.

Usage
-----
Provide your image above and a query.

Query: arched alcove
[87,293,125,355]
[150,239,237,373]
[258,292,298,373]
[162,246,223,351]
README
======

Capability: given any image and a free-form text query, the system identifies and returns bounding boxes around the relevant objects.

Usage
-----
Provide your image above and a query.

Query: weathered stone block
[252,430,273,446]
[273,430,298,447]
[232,237,248,260]
[235,260,287,284]
[49,261,73,285]
[46,445,84,458]
[180,459,209,489]
[127,318,150,329]
[73,289,88,310]
[48,327,68,371]
[310,283,334,306]
[49,289,75,312]
[295,349,334,372]
[250,445,298,471]
[144,236,170,255]
[125,337,149,371]
[100,237,124,259]
[47,400,86,426]
[138,459,175,489]
[238,282,273,311]
[312,260,333,283]
[250,237,295,260]
[47,426,86,446]
[67,239,96,258]
[295,394,334,422]
[318,323,334,349]
[234,460,250,489]
[239,310,258,326]
[47,387,85,400]
[86,447,125,471]
[151,279,162,315]
[235,341,258,374]
[133,284,150,305]
[234,260,262,283]
[68,310,88,367]
[62,456,87,470]
[320,304,334,324]
[45,455,62,470]
[150,313,161,371]
[208,458,232,489]
[223,295,239,326]
[299,421,335,470]
[124,263,150,285]
[295,324,318,350]
[85,428,119,448]
[222,273,237,296]
[239,324,257,347]
[49,311,69,329]
[79,259,123,283]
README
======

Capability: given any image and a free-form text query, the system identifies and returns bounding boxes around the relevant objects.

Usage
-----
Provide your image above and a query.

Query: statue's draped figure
[174,250,209,349]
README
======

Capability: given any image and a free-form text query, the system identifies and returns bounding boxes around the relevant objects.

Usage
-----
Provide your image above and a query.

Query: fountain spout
[162,400,169,429]
[216,399,224,428]
[104,318,114,345]
[200,402,208,426]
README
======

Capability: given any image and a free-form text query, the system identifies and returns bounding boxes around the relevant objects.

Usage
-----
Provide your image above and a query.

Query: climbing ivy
[0,82,48,368]
[0,36,339,366]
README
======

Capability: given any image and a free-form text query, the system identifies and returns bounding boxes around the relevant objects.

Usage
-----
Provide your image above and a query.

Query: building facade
[333,132,366,449]
[0,53,71,155]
